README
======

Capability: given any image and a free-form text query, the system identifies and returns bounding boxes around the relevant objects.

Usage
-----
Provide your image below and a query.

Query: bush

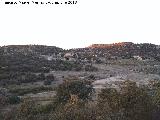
[56,78,94,104]
[15,99,37,120]
[44,80,52,85]
[50,102,97,120]
[0,94,8,107]
[8,95,21,104]
[97,80,153,120]
[46,74,55,81]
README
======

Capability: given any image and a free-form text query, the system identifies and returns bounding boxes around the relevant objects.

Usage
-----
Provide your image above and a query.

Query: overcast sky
[0,0,160,49]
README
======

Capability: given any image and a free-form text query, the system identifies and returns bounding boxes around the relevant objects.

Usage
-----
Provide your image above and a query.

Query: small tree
[56,77,94,104]
[44,74,55,85]
[44,79,52,85]
[8,95,21,104]
[38,73,45,81]
[46,74,55,81]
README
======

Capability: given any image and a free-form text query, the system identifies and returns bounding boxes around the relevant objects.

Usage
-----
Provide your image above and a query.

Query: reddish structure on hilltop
[88,42,133,48]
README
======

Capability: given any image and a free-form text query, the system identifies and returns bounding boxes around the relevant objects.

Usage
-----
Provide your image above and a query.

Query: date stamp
[0,0,78,5]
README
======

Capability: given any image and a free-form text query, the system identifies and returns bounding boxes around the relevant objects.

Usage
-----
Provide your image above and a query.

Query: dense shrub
[44,80,52,85]
[15,99,37,120]
[56,77,94,104]
[50,102,97,120]
[97,80,153,120]
[8,95,21,104]
[3,80,160,120]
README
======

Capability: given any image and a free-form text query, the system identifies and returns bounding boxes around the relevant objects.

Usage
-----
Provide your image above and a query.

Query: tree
[8,95,21,104]
[97,80,153,120]
[120,80,153,120]
[55,77,94,104]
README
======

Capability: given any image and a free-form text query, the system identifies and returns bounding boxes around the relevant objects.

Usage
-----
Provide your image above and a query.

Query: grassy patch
[9,86,54,96]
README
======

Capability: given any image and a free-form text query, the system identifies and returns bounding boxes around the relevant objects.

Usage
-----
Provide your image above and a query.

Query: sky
[0,0,160,49]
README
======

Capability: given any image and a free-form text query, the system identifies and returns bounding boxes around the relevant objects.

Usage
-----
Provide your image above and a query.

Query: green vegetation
[9,86,54,96]
[8,95,21,104]
[55,77,94,104]
[1,80,160,120]
[98,81,152,120]
[1,43,160,120]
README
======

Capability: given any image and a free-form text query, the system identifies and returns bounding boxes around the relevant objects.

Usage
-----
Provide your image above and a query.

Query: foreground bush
[55,77,94,104]
[50,100,97,120]
[97,80,153,120]
[4,80,160,120]
[8,95,21,104]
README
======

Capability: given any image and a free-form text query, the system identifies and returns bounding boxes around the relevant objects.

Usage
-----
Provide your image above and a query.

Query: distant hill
[67,42,160,61]
[0,45,63,55]
[1,43,160,86]
[87,42,159,57]
[1,42,160,61]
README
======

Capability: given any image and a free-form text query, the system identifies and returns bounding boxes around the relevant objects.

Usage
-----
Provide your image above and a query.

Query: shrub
[46,74,55,81]
[15,99,37,120]
[97,80,153,120]
[50,101,97,120]
[44,79,52,85]
[56,78,94,104]
[0,94,8,107]
[8,95,21,104]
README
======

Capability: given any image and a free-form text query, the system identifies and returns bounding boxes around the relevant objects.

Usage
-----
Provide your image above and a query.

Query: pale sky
[0,0,160,49]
